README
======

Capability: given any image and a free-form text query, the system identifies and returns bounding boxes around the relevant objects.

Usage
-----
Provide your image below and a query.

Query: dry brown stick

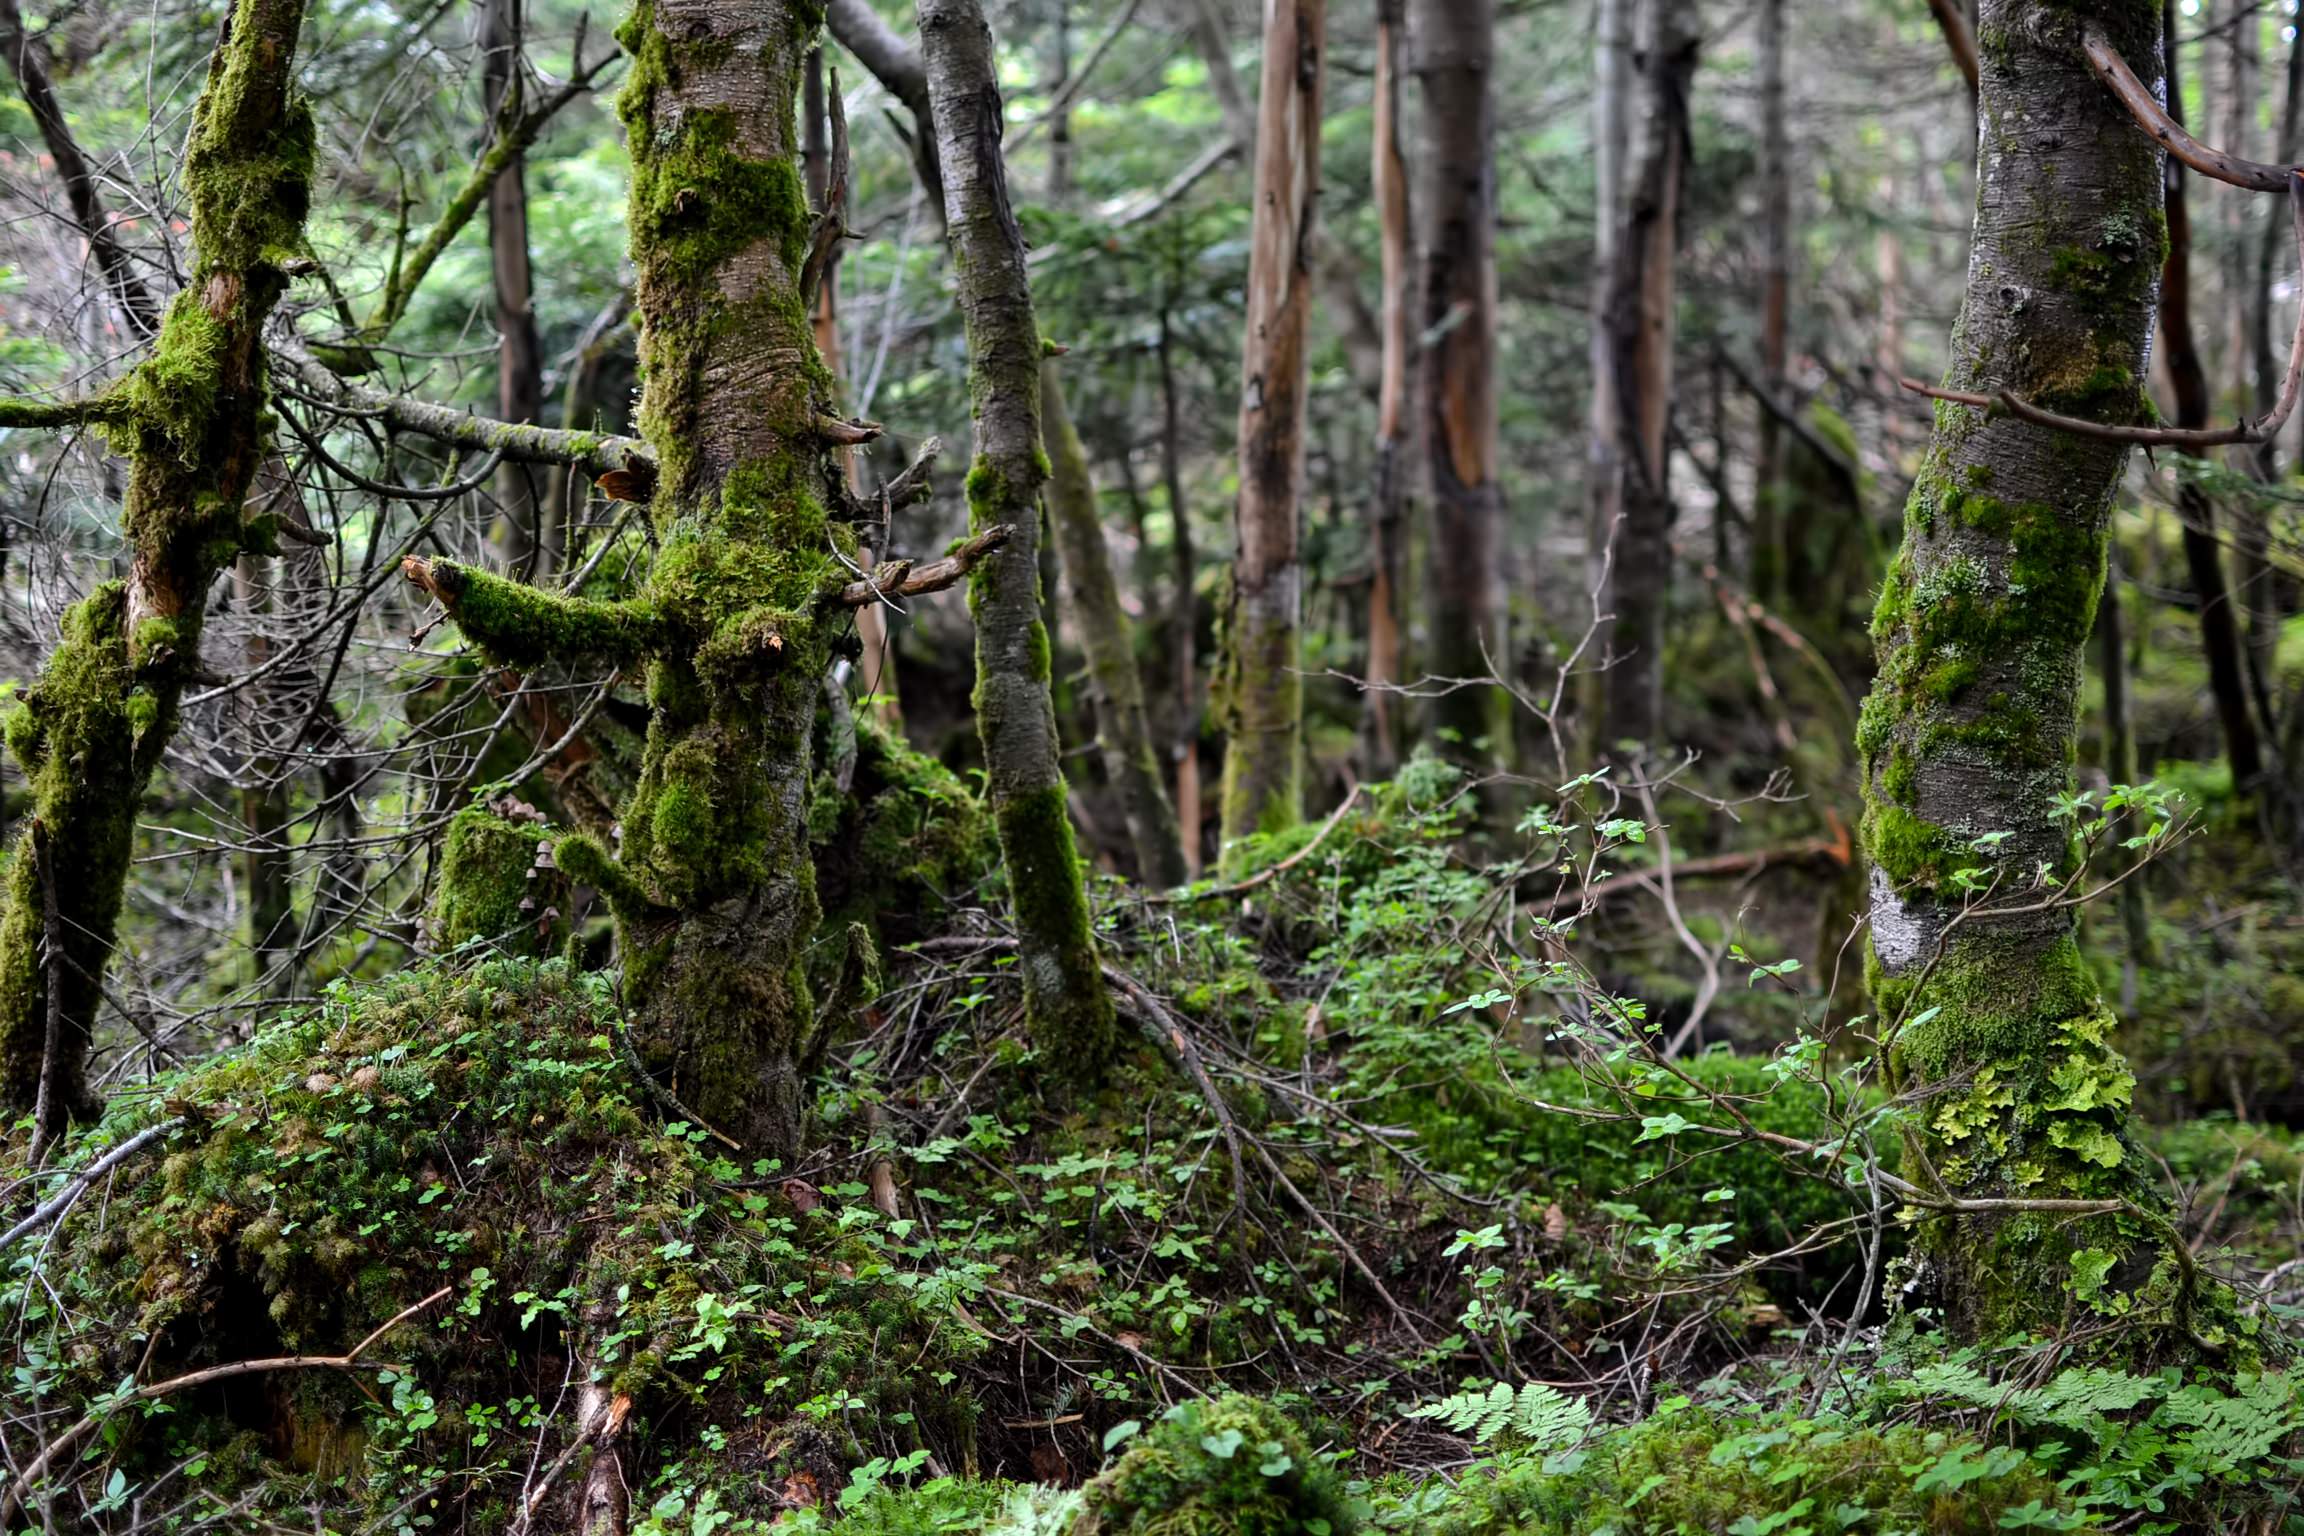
[1140,785,1364,904]
[828,524,1011,606]
[0,1287,450,1526]
[1103,966,1248,1217]
[2083,21,2297,192]
[1923,0,1978,92]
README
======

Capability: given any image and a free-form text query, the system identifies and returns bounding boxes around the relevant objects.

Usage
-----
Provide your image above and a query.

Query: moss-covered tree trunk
[1216,0,1322,863]
[1858,0,2191,1344]
[0,0,312,1148]
[1412,0,1507,770]
[1042,362,1191,888]
[417,0,864,1159]
[918,0,1116,1073]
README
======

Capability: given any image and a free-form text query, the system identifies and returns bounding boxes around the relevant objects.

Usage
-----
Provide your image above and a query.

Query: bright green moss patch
[1430,1403,2064,1535]
[1080,1396,1363,1536]
[430,799,570,955]
[426,560,664,669]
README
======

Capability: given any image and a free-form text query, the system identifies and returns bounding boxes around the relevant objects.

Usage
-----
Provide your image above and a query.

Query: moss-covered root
[1852,0,2200,1350]
[0,0,312,1133]
[924,0,1117,1083]
[1076,1396,1363,1536]
[1041,361,1190,888]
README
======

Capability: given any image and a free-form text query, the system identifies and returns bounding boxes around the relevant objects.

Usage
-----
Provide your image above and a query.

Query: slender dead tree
[478,0,550,576]
[919,0,1117,1073]
[1592,0,1696,752]
[1043,361,1191,887]
[1751,0,1791,603]
[1413,0,1507,769]
[1364,0,1411,776]
[0,0,314,1151]
[1216,0,1323,864]
[1861,0,2215,1344]
[2158,4,2265,789]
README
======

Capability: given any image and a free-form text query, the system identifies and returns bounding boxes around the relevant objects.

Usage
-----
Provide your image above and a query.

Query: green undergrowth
[4,960,990,1531]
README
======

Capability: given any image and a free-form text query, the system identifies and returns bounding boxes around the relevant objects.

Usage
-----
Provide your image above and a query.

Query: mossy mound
[1429,1404,2065,1535]
[1077,1396,1363,1536]
[5,959,981,1531]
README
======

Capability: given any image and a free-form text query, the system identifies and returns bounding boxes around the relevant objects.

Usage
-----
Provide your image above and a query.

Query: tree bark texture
[1752,0,1790,603]
[1364,0,1409,776]
[1043,362,1190,887]
[418,0,865,1159]
[2158,5,2264,789]
[0,0,313,1141]
[1594,0,1696,752]
[1858,0,2204,1345]
[479,0,550,576]
[1216,0,1322,865]
[1412,0,1507,768]
[919,0,1116,1074]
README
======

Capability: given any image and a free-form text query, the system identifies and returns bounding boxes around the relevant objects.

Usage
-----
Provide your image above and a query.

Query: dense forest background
[0,0,2301,1526]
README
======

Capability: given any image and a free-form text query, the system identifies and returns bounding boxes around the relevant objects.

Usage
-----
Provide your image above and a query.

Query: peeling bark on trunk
[480,0,549,576]
[1042,361,1190,887]
[1593,0,1695,753]
[1858,0,2210,1347]
[0,0,313,1142]
[1216,0,1322,864]
[1364,0,1409,776]
[1412,0,1506,770]
[919,0,1116,1075]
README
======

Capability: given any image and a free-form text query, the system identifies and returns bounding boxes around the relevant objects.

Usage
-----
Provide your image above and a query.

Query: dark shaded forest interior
[4,0,2304,1527]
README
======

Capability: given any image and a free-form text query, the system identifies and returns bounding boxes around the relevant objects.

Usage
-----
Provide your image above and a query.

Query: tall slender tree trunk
[1216,0,1322,864]
[920,0,1116,1072]
[1594,0,1697,751]
[2097,555,2152,1003]
[1412,0,1506,769]
[1043,362,1191,887]
[1586,0,1631,628]
[1158,309,1205,876]
[479,0,549,577]
[2160,5,2265,789]
[1860,0,2199,1345]
[1752,0,1790,604]
[1364,0,1410,777]
[0,0,313,1147]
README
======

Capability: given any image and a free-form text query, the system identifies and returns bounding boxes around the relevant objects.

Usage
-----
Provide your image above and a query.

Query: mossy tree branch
[350,41,622,350]
[401,556,666,669]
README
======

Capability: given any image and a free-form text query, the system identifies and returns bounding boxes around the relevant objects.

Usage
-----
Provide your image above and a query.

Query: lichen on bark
[1855,0,2229,1351]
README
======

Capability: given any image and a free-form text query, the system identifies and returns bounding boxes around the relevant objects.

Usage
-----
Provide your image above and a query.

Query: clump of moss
[429,796,571,954]
[1430,1402,2065,1535]
[7,959,985,1530]
[1078,1396,1362,1536]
